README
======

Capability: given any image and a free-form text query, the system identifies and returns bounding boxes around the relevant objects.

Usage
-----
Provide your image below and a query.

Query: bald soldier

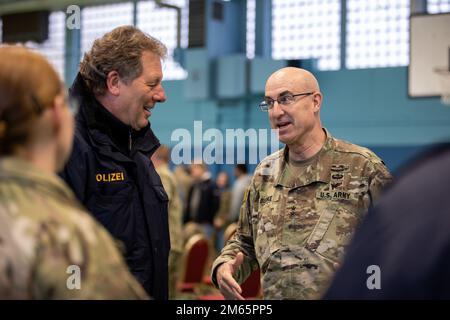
[211,67,392,300]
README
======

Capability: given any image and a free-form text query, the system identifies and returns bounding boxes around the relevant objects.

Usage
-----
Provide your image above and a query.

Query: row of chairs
[178,223,262,299]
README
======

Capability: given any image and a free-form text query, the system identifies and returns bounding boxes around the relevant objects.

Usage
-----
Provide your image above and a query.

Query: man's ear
[313,92,323,112]
[105,70,120,96]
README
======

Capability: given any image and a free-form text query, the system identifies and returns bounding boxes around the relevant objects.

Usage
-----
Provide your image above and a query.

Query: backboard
[409,13,450,98]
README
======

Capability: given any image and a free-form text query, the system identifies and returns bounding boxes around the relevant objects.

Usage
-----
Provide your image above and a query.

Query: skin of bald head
[267,67,321,94]
[265,67,326,160]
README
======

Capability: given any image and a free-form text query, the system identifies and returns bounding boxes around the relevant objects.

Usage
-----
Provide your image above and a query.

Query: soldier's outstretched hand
[216,252,245,300]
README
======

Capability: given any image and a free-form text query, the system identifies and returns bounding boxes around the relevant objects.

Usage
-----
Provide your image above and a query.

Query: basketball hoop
[434,68,450,106]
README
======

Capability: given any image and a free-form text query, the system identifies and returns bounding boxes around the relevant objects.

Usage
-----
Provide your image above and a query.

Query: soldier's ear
[312,92,322,112]
[50,94,66,134]
[105,70,120,96]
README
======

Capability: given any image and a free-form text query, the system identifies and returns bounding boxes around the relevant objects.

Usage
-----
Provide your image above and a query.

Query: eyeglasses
[259,92,314,111]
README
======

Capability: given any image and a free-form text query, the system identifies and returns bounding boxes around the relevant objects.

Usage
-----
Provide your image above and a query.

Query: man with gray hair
[60,26,170,299]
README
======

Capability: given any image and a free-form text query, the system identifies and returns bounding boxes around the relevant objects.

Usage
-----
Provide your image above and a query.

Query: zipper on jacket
[128,128,132,152]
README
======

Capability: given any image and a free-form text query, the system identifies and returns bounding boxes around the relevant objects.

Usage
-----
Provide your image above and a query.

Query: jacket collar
[70,73,160,160]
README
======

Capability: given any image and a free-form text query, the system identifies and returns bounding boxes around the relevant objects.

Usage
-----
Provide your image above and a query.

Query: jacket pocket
[306,204,360,264]
[89,192,132,231]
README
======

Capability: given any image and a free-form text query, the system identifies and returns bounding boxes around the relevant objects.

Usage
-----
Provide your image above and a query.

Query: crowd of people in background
[175,161,252,250]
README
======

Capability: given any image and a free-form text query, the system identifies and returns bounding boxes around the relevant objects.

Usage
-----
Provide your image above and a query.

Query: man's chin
[133,119,149,131]
[278,134,292,145]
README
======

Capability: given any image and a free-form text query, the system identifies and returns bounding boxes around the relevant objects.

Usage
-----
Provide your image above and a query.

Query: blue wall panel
[152,66,450,175]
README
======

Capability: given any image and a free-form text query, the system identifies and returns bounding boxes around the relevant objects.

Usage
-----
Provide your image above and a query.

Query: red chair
[178,234,209,293]
[199,267,261,300]
[202,223,238,286]
[241,268,261,298]
[200,222,262,299]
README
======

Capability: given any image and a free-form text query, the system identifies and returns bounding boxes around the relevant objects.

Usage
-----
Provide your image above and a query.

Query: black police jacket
[60,73,169,299]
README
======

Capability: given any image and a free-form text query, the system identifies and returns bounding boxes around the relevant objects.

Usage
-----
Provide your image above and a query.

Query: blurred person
[0,46,147,299]
[229,164,252,223]
[151,145,183,299]
[174,164,193,205]
[183,163,220,240]
[60,26,169,299]
[324,144,450,299]
[214,171,232,252]
[211,67,392,300]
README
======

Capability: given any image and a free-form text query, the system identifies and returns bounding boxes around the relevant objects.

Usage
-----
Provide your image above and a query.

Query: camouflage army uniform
[212,129,392,299]
[155,164,184,299]
[0,157,148,299]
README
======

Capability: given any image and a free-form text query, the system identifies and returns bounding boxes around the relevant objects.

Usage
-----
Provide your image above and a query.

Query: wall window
[346,0,410,69]
[271,0,341,71]
[246,0,255,59]
[428,0,450,13]
[25,11,66,78]
[81,2,134,55]
[137,0,188,80]
[0,13,64,78]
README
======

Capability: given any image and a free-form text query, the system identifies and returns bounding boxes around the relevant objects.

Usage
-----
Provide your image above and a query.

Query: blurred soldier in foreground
[211,67,392,300]
[324,144,450,299]
[0,46,147,299]
[151,145,183,299]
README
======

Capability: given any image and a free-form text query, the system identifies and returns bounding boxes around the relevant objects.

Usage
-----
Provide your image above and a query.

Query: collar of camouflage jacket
[275,128,334,188]
[0,157,78,203]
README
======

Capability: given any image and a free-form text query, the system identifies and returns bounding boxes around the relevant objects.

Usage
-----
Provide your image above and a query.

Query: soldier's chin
[278,134,292,145]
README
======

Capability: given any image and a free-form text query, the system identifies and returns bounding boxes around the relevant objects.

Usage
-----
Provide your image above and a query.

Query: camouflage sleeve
[0,208,30,299]
[30,214,149,299]
[211,184,259,288]
[367,159,393,205]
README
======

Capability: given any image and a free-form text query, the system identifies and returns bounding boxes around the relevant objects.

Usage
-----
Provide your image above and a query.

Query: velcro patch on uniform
[95,172,125,183]
[316,190,355,201]
[331,164,350,172]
